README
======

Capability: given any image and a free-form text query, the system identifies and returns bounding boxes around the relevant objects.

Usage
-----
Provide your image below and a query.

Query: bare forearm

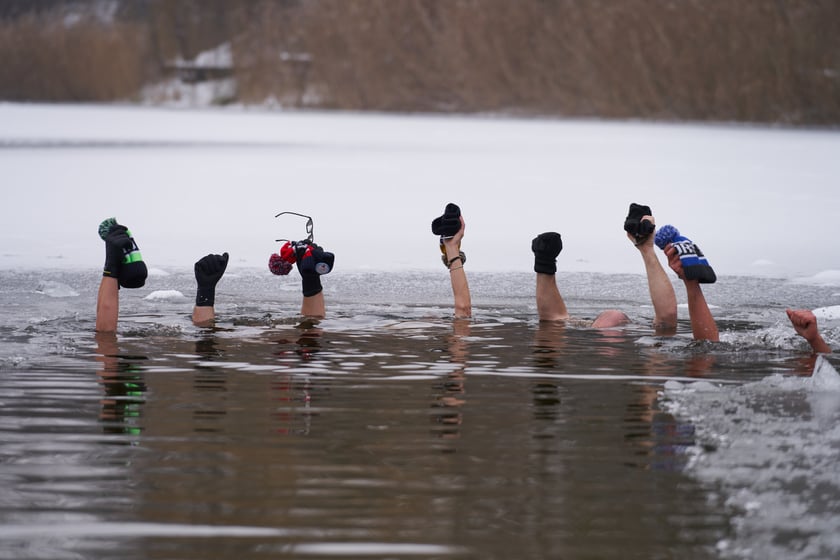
[536,273,568,321]
[684,281,719,342]
[192,306,215,326]
[300,292,326,319]
[806,333,832,354]
[95,277,120,332]
[444,243,471,319]
[641,247,677,329]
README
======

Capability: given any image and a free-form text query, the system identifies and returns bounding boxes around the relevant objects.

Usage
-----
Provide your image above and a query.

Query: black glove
[431,203,462,237]
[194,252,229,306]
[296,242,335,275]
[103,225,132,279]
[310,245,335,275]
[294,242,333,297]
[532,232,563,275]
[623,203,655,244]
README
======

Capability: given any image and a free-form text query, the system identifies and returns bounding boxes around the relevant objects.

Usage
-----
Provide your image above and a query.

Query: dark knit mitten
[294,241,334,297]
[623,203,655,244]
[102,224,130,280]
[100,219,147,288]
[194,252,229,306]
[532,232,563,275]
[431,203,462,238]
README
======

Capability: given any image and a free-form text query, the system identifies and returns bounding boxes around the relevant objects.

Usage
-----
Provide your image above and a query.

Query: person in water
[190,240,332,327]
[786,309,832,354]
[659,232,719,342]
[532,203,720,341]
[95,220,333,332]
[95,220,148,333]
[431,203,471,319]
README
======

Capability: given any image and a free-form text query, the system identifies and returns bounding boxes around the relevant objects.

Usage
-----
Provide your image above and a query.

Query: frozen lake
[2,103,840,559]
[2,103,839,280]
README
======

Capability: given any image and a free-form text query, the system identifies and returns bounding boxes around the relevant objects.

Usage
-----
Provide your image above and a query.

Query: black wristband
[534,259,557,275]
[301,273,323,298]
[103,244,124,279]
[196,286,215,307]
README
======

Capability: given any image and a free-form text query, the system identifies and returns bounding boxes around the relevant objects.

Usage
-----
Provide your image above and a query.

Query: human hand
[786,309,820,343]
[624,203,655,246]
[627,214,655,249]
[664,244,686,280]
[442,216,466,250]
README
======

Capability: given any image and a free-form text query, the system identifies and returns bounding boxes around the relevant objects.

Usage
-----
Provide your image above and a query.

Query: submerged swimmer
[95,219,334,332]
[786,308,832,354]
[190,239,333,328]
[431,203,471,320]
[95,219,148,333]
[192,238,333,327]
[532,203,718,341]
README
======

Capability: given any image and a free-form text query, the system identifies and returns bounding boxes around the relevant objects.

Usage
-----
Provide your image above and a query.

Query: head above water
[592,309,631,329]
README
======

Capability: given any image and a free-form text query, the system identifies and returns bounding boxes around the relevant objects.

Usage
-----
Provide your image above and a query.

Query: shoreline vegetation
[0,0,838,126]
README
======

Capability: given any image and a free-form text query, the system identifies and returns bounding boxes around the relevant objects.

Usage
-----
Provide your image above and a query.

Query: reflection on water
[430,319,469,444]
[1,270,838,559]
[1,316,738,560]
[96,332,147,437]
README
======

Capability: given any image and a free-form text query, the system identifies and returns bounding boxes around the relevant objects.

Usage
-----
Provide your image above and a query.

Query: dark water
[1,269,838,559]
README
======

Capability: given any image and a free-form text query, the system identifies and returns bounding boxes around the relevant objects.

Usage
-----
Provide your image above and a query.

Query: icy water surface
[1,268,839,559]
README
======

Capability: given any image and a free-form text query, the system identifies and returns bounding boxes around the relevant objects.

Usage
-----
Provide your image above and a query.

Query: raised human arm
[665,244,719,342]
[95,224,134,333]
[786,309,831,353]
[624,205,677,332]
[632,227,677,332]
[639,243,678,331]
[443,216,471,319]
[300,291,326,318]
[296,243,332,319]
[532,232,568,321]
[535,273,569,321]
[683,280,719,342]
[95,276,120,332]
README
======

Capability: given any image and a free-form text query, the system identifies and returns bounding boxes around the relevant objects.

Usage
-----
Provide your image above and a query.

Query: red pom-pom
[269,253,293,275]
[280,242,297,263]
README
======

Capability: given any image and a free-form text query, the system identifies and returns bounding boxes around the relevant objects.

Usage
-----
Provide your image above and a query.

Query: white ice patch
[813,305,840,321]
[147,268,170,277]
[810,354,840,390]
[792,270,840,286]
[144,290,186,301]
[661,356,840,559]
[34,281,79,298]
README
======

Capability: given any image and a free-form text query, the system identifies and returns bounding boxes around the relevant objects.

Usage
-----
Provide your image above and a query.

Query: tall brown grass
[0,15,154,101]
[1,0,838,124]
